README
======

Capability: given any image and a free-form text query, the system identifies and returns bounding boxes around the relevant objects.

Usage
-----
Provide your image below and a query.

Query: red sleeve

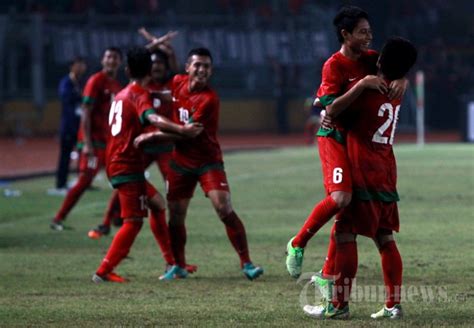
[82,73,102,105]
[316,59,345,107]
[136,90,155,125]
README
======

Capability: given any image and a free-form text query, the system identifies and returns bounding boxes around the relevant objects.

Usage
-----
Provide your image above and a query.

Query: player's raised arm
[138,28,178,50]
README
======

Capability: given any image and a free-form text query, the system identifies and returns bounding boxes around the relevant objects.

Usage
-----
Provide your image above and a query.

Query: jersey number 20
[109,100,123,136]
[372,103,400,145]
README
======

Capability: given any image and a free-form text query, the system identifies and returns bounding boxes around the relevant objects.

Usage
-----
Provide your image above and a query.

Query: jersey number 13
[109,100,123,136]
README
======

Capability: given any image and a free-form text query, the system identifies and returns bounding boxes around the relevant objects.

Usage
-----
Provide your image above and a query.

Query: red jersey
[140,79,174,155]
[170,74,222,168]
[346,86,401,201]
[316,50,378,132]
[78,71,122,148]
[106,82,155,187]
[147,80,173,120]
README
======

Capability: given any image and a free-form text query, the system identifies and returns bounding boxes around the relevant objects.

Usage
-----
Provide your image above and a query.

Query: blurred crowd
[1,0,473,129]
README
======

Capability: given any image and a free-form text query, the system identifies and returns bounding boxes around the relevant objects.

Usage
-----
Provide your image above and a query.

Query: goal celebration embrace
[1,2,472,326]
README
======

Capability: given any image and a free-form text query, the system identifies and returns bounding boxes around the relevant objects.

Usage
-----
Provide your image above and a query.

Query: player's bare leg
[88,190,121,239]
[160,198,191,280]
[304,232,354,319]
[92,217,144,283]
[208,190,264,280]
[148,192,197,274]
[287,190,350,278]
[370,230,403,319]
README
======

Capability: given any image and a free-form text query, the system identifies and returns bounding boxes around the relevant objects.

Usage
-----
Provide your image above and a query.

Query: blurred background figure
[48,57,87,196]
[303,97,321,145]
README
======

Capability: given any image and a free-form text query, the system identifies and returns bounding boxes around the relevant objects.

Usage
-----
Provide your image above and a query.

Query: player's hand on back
[181,123,204,138]
[320,110,333,129]
[388,78,408,100]
[360,75,388,94]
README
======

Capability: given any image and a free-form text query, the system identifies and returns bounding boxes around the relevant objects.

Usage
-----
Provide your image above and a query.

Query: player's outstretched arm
[134,131,184,148]
[327,75,388,118]
[146,113,203,137]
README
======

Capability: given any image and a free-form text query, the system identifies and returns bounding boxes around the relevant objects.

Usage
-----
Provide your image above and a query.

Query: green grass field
[1,144,473,327]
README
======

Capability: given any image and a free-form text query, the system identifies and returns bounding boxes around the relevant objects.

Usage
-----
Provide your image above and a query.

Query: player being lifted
[50,47,123,231]
[135,48,264,280]
[285,5,407,279]
[303,37,417,320]
[92,46,203,283]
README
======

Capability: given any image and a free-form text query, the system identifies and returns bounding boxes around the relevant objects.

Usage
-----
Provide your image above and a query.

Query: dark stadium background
[0,0,472,178]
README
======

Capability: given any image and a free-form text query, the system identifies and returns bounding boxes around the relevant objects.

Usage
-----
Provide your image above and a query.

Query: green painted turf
[0,144,473,327]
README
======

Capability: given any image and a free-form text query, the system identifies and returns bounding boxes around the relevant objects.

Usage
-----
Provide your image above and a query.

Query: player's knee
[215,201,233,220]
[335,232,356,244]
[374,230,394,250]
[331,191,352,208]
[123,217,144,226]
[168,202,187,224]
[147,194,165,212]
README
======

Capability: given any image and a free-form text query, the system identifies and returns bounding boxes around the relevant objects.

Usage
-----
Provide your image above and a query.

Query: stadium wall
[0,99,307,136]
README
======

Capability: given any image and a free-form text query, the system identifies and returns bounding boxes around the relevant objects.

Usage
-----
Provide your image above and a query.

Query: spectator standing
[49,57,87,195]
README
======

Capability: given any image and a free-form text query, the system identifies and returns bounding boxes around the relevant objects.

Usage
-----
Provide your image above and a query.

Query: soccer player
[50,47,123,231]
[285,5,407,279]
[137,48,264,280]
[303,37,417,319]
[88,45,198,272]
[50,56,87,195]
[87,48,177,239]
[92,46,203,283]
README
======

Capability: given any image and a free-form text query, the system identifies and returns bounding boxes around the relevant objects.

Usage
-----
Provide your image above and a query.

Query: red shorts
[317,136,352,194]
[117,181,148,219]
[336,200,400,238]
[79,148,106,174]
[167,166,230,201]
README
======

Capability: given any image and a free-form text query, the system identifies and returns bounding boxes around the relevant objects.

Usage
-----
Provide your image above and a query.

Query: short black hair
[379,37,417,80]
[104,46,123,59]
[68,56,85,68]
[126,47,152,79]
[151,49,169,69]
[333,5,369,43]
[187,47,213,63]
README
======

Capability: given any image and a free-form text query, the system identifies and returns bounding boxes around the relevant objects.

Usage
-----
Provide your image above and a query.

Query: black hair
[126,46,152,79]
[379,37,417,80]
[68,56,85,68]
[151,49,169,69]
[187,47,213,63]
[333,5,369,43]
[104,46,123,59]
